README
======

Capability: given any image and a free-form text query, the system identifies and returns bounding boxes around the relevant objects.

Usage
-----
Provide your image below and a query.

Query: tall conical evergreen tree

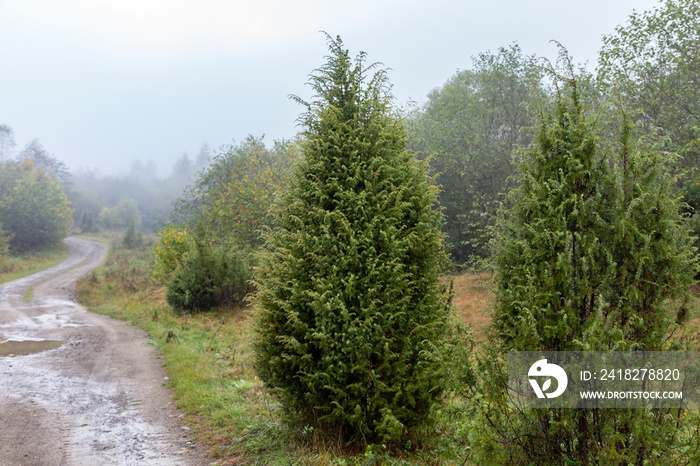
[252,35,451,444]
[491,70,615,352]
[472,57,700,464]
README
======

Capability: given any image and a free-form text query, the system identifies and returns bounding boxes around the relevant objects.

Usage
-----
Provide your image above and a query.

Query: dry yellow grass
[448,275,700,348]
[448,273,494,342]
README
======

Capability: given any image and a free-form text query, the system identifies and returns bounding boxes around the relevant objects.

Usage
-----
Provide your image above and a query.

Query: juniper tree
[123,219,142,249]
[252,35,451,445]
[166,223,252,313]
[490,68,615,352]
[472,55,700,464]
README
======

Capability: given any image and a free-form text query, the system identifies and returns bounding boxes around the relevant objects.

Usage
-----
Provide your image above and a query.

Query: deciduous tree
[0,160,73,252]
[407,44,544,265]
[171,136,300,248]
[598,0,700,167]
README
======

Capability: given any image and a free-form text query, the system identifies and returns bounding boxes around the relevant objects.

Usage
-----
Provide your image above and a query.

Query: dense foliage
[471,58,699,464]
[154,137,299,313]
[598,0,700,169]
[407,44,544,265]
[171,136,300,248]
[152,224,193,285]
[597,0,700,269]
[252,36,452,445]
[166,235,252,313]
[0,160,73,252]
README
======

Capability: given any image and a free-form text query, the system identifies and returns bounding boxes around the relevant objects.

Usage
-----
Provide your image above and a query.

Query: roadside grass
[449,273,493,343]
[0,242,68,285]
[76,235,484,464]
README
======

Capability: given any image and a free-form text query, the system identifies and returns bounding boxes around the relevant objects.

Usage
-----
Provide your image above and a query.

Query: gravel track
[0,237,213,465]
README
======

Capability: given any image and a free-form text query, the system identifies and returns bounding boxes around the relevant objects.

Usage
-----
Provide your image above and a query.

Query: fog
[0,0,665,238]
[0,0,658,176]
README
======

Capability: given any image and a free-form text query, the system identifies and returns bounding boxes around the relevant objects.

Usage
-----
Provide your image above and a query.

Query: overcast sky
[0,0,660,176]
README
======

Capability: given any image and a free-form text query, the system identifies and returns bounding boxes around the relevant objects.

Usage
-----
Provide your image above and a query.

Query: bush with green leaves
[170,136,301,249]
[252,36,452,445]
[166,237,252,313]
[152,224,193,285]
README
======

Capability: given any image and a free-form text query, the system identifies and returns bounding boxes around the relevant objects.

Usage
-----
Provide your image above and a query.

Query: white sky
[0,0,660,175]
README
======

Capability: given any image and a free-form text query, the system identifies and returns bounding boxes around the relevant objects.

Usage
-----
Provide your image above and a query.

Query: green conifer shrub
[166,236,251,313]
[252,35,451,445]
[471,54,700,464]
[122,220,142,249]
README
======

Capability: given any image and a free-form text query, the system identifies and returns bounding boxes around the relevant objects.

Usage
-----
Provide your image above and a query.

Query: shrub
[122,220,142,249]
[166,238,252,313]
[152,224,193,285]
[473,56,699,465]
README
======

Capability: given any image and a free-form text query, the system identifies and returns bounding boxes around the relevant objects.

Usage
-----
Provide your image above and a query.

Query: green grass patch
[0,242,69,285]
[76,238,475,465]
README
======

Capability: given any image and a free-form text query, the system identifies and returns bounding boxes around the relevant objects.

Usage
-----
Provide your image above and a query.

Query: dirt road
[0,237,213,465]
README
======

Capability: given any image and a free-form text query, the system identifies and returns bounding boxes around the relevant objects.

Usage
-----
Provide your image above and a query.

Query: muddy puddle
[0,339,67,357]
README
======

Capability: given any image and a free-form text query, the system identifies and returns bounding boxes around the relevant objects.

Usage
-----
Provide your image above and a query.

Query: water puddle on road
[0,339,67,357]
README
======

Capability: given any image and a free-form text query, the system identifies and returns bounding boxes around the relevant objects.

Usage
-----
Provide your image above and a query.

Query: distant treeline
[71,144,211,234]
[2,0,697,272]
